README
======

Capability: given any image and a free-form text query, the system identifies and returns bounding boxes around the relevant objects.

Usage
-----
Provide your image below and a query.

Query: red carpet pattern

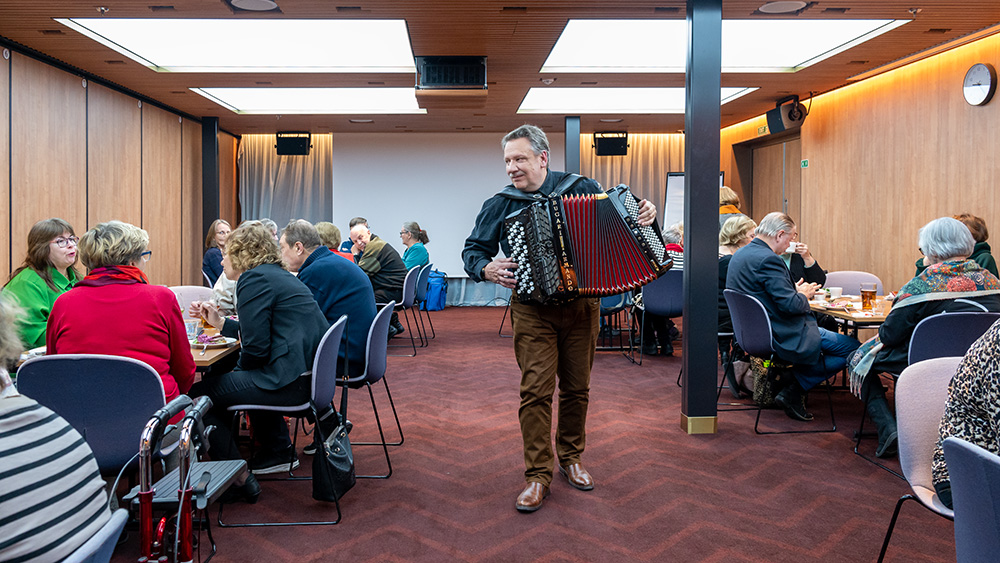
[111,306,953,562]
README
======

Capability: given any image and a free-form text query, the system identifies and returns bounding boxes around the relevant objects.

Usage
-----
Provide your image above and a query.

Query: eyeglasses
[399,230,409,236]
[140,250,153,262]
[52,236,79,248]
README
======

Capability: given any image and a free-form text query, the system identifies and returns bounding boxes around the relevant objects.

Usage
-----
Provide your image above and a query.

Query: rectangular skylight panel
[517,87,756,114]
[191,87,426,114]
[542,19,908,73]
[55,19,416,73]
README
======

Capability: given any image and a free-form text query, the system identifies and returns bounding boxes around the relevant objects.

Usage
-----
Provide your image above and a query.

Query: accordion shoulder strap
[551,173,583,197]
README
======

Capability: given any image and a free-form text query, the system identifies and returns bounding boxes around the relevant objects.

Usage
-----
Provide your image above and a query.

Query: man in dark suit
[726,212,859,421]
[280,219,376,377]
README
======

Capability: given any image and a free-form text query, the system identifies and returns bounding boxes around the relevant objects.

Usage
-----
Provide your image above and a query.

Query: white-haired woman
[850,216,1000,459]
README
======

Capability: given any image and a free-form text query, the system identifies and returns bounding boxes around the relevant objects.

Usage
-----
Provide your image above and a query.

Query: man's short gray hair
[919,217,975,263]
[282,219,322,250]
[502,124,549,160]
[662,223,684,245]
[755,212,796,238]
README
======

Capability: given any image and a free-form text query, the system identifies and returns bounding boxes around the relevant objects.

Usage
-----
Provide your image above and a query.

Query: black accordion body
[504,184,672,304]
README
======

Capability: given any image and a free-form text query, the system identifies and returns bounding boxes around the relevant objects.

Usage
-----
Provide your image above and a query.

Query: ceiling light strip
[794,19,910,70]
[848,22,1000,82]
[55,18,159,70]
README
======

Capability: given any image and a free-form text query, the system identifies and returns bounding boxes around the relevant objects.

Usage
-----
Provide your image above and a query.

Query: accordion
[504,184,671,304]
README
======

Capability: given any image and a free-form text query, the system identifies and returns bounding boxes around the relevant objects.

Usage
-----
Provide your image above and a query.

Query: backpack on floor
[422,269,447,311]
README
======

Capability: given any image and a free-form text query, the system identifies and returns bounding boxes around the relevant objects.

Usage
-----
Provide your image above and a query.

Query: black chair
[724,289,836,434]
[413,263,436,340]
[385,266,424,356]
[629,269,682,365]
[218,315,349,527]
[337,302,402,479]
[943,437,1000,563]
[597,292,632,352]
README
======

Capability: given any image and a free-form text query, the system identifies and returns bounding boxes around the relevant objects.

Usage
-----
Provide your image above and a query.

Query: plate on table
[190,336,237,349]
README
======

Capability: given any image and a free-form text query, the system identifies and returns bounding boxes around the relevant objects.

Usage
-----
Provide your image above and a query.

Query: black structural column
[564,115,581,173]
[201,116,220,243]
[680,0,721,434]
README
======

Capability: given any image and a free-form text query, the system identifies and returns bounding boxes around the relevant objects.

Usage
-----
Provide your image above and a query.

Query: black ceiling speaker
[275,131,311,156]
[766,95,808,134]
[593,131,628,156]
[415,56,487,89]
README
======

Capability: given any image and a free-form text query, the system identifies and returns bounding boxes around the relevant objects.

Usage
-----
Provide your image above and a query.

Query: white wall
[332,132,565,276]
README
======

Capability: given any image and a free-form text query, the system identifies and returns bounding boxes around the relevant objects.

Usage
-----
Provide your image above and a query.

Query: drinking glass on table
[860,282,877,311]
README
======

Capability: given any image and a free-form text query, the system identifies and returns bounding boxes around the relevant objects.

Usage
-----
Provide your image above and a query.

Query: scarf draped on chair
[848,259,1000,395]
[74,265,149,288]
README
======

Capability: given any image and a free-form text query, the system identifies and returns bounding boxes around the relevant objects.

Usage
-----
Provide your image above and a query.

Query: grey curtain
[238,133,333,227]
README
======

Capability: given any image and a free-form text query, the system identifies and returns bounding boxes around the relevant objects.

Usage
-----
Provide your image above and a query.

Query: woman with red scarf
[47,221,195,408]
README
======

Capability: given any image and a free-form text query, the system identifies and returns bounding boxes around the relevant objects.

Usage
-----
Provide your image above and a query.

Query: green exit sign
[801,159,809,168]
[757,125,768,135]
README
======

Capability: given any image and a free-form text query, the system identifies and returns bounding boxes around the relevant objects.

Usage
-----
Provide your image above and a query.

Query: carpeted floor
[111,306,953,562]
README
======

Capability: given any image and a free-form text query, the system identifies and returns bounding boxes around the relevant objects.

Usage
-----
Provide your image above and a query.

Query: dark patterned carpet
[110,306,953,562]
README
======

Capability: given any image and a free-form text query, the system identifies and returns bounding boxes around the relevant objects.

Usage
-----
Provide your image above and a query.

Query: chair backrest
[414,263,433,302]
[168,285,214,318]
[16,354,166,473]
[908,312,1000,365]
[600,292,630,315]
[202,269,212,287]
[312,315,348,407]
[943,436,1000,562]
[895,356,962,506]
[641,269,683,318]
[723,289,775,358]
[62,508,129,563]
[823,270,884,296]
[401,266,419,308]
[361,301,394,385]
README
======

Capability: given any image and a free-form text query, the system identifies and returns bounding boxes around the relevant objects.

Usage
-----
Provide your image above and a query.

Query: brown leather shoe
[515,482,549,512]
[559,463,595,491]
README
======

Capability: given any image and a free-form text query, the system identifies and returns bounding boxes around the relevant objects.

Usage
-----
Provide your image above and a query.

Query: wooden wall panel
[751,143,786,223]
[141,105,182,286]
[10,55,86,265]
[181,119,203,285]
[87,83,141,227]
[0,51,9,276]
[219,132,239,226]
[801,33,1000,294]
[724,32,1000,295]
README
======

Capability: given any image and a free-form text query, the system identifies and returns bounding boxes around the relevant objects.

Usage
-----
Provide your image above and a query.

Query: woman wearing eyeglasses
[400,221,430,270]
[2,218,81,348]
[47,220,195,408]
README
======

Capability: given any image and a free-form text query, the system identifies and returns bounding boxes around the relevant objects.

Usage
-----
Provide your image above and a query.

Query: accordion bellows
[504,184,671,303]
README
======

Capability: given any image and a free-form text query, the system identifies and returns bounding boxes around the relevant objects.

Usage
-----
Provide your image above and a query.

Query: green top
[2,266,77,348]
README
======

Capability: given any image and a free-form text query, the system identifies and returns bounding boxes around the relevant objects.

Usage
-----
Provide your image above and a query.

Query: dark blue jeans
[794,328,860,390]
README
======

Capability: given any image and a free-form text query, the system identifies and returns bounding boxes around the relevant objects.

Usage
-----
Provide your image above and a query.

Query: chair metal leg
[425,306,436,339]
[621,309,640,364]
[754,378,837,435]
[388,306,419,357]
[715,349,756,412]
[854,396,904,480]
[499,299,512,338]
[353,383,393,479]
[351,377,403,447]
[877,494,915,563]
[217,493,342,527]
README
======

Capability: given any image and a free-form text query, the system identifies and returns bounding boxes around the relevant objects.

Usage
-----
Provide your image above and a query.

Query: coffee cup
[786,242,799,254]
[827,287,843,299]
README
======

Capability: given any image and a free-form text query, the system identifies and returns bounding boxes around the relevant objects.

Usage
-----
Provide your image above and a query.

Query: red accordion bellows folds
[504,184,671,304]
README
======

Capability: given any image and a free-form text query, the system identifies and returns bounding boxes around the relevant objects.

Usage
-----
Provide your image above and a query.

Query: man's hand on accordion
[485,258,519,289]
[636,199,656,227]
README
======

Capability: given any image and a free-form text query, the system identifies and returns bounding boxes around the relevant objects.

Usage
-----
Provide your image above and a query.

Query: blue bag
[422,270,447,311]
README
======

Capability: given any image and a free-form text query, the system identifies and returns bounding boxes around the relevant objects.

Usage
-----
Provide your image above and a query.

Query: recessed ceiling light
[229,0,278,11]
[518,87,756,114]
[56,18,416,73]
[349,119,374,123]
[599,118,623,122]
[190,87,426,114]
[542,19,909,73]
[758,1,807,14]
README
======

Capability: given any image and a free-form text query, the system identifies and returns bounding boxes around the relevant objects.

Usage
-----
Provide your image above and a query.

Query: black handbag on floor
[311,386,355,502]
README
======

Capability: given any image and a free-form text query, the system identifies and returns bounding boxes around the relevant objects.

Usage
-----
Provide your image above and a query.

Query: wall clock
[963,62,997,106]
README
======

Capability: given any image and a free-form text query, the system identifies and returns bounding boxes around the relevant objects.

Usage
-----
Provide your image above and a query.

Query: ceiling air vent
[414,56,488,109]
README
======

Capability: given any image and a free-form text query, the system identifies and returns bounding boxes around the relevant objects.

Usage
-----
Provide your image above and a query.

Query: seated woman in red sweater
[47,220,195,409]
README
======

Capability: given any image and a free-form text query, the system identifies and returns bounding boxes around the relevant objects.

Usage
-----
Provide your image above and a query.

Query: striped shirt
[0,393,110,563]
